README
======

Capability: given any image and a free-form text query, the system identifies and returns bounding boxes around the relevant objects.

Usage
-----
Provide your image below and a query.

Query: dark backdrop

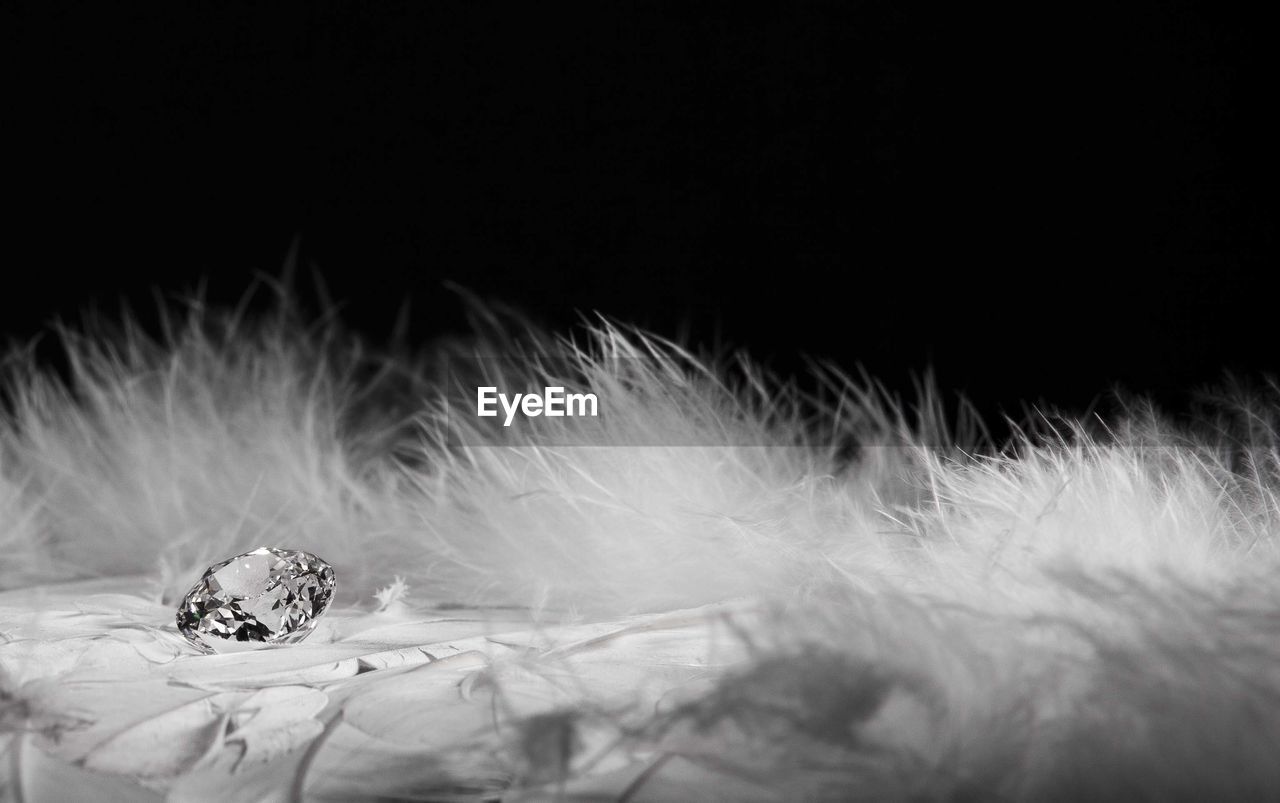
[6,2,1275,428]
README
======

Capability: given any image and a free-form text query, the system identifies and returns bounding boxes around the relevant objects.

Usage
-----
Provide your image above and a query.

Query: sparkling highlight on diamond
[176,547,336,653]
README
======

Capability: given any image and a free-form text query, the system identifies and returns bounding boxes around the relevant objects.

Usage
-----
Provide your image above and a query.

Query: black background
[6,2,1275,427]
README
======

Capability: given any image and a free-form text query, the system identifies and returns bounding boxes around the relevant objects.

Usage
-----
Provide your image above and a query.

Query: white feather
[1,292,1278,799]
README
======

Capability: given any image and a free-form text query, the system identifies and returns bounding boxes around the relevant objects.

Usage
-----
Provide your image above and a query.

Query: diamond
[176,547,336,654]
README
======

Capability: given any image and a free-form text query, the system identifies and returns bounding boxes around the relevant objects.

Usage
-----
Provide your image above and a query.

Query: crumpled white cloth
[0,577,752,802]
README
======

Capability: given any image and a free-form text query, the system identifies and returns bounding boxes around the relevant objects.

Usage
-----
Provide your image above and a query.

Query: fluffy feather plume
[2,289,1279,800]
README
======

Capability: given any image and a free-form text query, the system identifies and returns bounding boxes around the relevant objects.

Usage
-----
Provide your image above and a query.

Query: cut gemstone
[176,547,336,654]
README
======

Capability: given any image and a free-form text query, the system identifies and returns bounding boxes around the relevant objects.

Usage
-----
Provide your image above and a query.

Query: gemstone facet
[176,547,336,653]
